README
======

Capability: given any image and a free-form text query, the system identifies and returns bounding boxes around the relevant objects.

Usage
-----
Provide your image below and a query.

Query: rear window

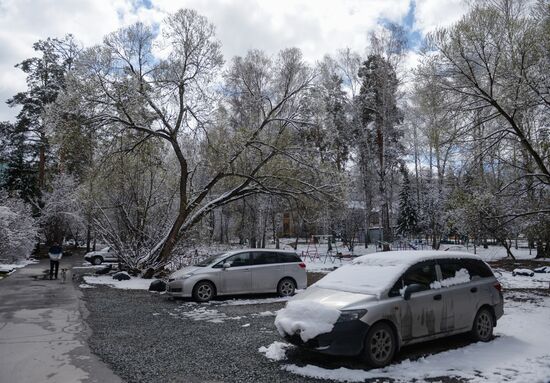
[462,259,493,278]
[279,252,301,263]
[437,258,493,279]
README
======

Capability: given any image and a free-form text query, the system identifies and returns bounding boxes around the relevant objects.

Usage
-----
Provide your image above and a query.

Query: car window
[389,261,437,296]
[279,253,301,263]
[462,259,493,278]
[225,252,252,267]
[438,261,464,280]
[252,252,279,265]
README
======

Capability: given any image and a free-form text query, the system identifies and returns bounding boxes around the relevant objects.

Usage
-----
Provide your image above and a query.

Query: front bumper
[284,320,370,357]
[167,280,190,297]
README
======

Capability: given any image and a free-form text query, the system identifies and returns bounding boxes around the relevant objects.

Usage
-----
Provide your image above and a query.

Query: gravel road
[82,287,470,383]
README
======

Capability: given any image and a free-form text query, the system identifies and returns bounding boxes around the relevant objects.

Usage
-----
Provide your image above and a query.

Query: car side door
[250,252,283,293]
[391,261,443,341]
[435,259,474,332]
[220,252,253,294]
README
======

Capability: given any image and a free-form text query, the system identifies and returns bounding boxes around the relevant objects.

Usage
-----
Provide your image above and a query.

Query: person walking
[48,243,63,280]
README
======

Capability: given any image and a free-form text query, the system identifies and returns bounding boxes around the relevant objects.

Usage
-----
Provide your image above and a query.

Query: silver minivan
[167,249,307,302]
[277,251,503,367]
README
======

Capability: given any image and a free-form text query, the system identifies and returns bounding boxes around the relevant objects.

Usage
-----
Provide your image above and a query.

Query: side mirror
[222,262,231,269]
[403,283,426,301]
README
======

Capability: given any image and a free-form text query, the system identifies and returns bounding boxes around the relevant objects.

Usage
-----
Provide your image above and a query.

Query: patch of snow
[283,294,550,383]
[431,268,470,289]
[217,297,290,306]
[512,268,534,276]
[0,258,39,273]
[259,341,293,361]
[256,311,277,317]
[83,275,159,290]
[241,323,250,327]
[275,300,340,342]
[78,284,95,289]
[170,306,242,323]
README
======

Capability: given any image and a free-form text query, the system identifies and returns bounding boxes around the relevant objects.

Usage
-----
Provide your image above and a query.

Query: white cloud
[0,0,468,122]
[414,0,467,35]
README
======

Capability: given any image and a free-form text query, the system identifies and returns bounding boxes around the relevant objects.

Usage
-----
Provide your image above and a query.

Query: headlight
[182,273,194,279]
[336,309,367,323]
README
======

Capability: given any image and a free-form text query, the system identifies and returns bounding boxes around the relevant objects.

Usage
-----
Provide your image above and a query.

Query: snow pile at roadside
[259,342,293,361]
[83,275,158,290]
[431,268,470,289]
[275,300,340,342]
[282,293,550,383]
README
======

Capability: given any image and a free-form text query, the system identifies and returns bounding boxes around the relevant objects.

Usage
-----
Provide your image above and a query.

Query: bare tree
[66,10,333,270]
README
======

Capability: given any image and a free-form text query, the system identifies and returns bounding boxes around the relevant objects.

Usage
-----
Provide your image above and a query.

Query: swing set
[301,235,348,264]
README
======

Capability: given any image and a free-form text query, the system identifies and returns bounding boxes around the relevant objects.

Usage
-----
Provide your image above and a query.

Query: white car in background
[167,249,307,302]
[84,247,119,265]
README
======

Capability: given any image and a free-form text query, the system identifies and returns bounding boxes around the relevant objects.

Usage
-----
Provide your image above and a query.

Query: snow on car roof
[314,250,482,298]
[223,248,298,255]
[352,250,481,266]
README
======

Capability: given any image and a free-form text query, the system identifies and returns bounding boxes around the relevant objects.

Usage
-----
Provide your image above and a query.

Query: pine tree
[6,35,78,195]
[396,168,418,238]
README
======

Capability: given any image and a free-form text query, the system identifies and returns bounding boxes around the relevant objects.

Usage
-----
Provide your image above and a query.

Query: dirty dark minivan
[278,251,503,367]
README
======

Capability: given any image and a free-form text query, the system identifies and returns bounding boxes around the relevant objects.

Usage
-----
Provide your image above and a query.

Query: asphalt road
[82,287,474,383]
[0,256,123,383]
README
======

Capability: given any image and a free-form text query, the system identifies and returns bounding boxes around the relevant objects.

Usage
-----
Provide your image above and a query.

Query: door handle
[433,294,442,301]
[470,287,478,293]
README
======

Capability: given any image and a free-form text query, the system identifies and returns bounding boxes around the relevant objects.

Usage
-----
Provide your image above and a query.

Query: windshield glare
[196,253,226,267]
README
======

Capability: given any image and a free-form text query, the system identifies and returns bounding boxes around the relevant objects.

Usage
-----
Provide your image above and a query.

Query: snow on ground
[83,275,158,290]
[217,297,290,306]
[163,305,243,323]
[494,269,550,289]
[264,292,550,383]
[0,258,39,273]
[299,244,547,274]
[79,283,96,289]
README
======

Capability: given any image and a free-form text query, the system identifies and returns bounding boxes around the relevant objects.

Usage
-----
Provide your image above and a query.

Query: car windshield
[314,259,409,297]
[196,253,226,267]
[100,246,110,252]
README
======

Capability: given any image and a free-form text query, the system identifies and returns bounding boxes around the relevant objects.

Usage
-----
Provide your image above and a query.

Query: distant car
[167,249,307,302]
[84,247,118,265]
[276,251,503,368]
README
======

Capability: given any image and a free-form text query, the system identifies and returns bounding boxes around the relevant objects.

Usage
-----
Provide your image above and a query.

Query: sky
[0,0,467,122]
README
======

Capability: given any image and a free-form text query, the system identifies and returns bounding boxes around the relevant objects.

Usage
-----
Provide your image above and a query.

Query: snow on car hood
[170,266,201,279]
[275,299,341,342]
[290,285,378,310]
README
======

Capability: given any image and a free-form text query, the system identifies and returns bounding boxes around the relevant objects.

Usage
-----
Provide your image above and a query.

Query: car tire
[277,278,296,297]
[193,281,215,302]
[362,322,397,368]
[92,256,103,265]
[471,307,494,342]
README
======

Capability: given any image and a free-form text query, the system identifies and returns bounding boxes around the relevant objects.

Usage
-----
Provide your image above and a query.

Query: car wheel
[92,256,103,265]
[362,322,396,368]
[193,281,215,302]
[277,278,296,297]
[471,307,494,342]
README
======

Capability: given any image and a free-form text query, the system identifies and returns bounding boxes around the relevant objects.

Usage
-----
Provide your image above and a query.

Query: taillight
[298,262,306,269]
[493,282,502,292]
